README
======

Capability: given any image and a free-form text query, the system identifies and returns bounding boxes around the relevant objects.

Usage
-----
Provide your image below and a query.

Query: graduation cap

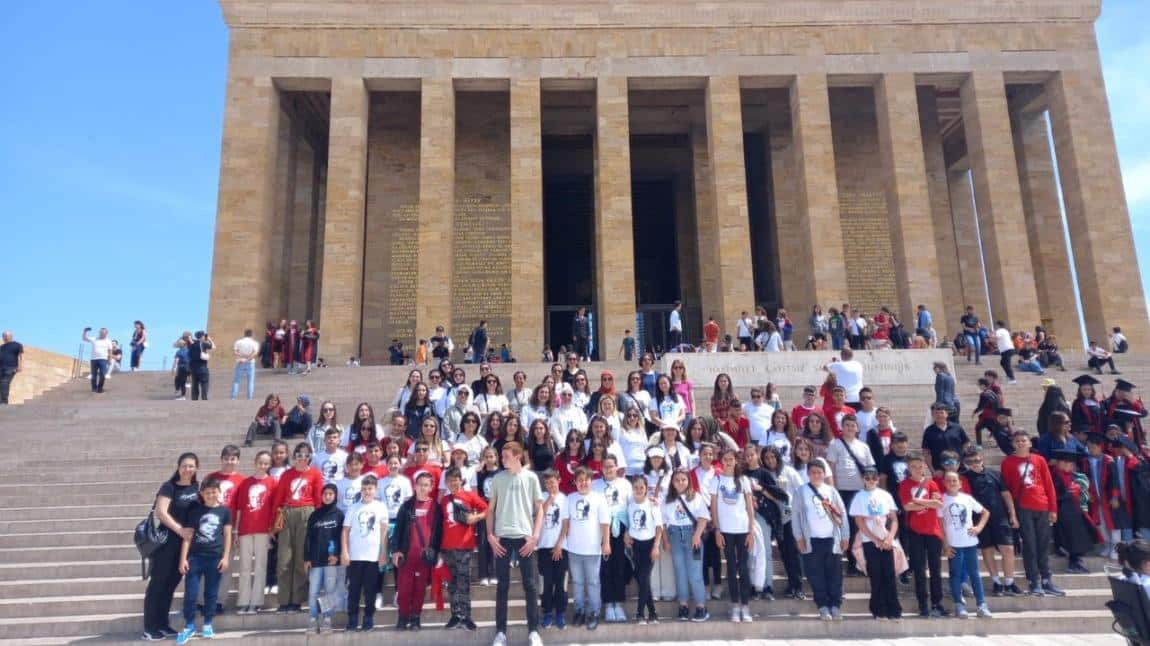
[1071,374,1100,386]
[1052,449,1083,462]
[1117,436,1140,453]
[1114,405,1148,420]
[1086,432,1107,445]
[1115,379,1137,392]
[995,407,1012,416]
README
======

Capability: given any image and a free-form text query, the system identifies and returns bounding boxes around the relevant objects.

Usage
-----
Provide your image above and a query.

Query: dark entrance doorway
[743,132,780,311]
[542,134,596,358]
[632,178,684,353]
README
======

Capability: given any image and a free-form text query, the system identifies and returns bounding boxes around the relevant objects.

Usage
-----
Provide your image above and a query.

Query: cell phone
[84,327,92,332]
[692,545,702,560]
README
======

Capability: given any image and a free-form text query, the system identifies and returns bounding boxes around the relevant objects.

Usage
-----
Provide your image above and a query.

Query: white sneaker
[492,632,508,646]
[741,605,753,623]
[528,630,544,646]
[375,593,384,611]
[729,607,740,622]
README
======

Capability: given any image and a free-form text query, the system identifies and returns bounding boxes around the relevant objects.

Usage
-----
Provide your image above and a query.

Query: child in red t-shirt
[723,403,751,449]
[206,445,245,613]
[439,467,489,630]
[233,450,275,613]
[1000,431,1063,596]
[899,455,947,616]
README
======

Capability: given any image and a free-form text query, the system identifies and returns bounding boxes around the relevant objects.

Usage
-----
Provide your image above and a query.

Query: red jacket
[1001,453,1057,514]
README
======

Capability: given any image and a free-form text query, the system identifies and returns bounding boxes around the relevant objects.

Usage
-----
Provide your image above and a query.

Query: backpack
[133,510,170,580]
[1117,339,1130,353]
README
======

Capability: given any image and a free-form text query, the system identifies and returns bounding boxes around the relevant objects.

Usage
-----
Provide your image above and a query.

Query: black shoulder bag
[412,508,438,566]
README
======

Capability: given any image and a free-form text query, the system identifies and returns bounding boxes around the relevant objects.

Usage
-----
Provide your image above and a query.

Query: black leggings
[143,538,182,633]
[600,532,628,603]
[722,532,752,605]
[476,520,495,580]
[778,521,804,592]
[631,537,657,617]
[838,490,860,568]
[702,530,722,587]
[863,542,902,619]
[538,549,568,614]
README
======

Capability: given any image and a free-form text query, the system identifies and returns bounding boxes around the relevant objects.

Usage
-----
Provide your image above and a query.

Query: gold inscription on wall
[385,204,419,344]
[839,191,898,315]
[452,196,512,351]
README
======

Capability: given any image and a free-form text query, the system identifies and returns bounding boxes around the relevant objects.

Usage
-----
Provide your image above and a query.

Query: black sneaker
[1028,582,1046,597]
[141,631,164,641]
[409,616,421,631]
[899,572,911,585]
[1042,580,1066,597]
[932,605,951,617]
[215,603,224,616]
[691,607,710,622]
[278,605,292,614]
[158,626,178,638]
[586,611,600,631]
[678,605,690,621]
[572,610,585,626]
[918,608,930,618]
[461,618,477,632]
[346,620,358,632]
[1005,582,1024,596]
[445,615,461,630]
[362,617,374,631]
[395,616,408,631]
[991,582,1004,597]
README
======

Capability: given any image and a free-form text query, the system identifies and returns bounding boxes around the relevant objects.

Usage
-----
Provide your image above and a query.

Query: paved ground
[591,638,1123,645]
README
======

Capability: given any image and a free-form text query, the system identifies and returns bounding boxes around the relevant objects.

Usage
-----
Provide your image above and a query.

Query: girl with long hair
[650,374,685,430]
[802,411,833,458]
[662,468,711,622]
[454,411,488,466]
[710,449,755,622]
[527,418,560,473]
[762,446,805,599]
[710,372,736,422]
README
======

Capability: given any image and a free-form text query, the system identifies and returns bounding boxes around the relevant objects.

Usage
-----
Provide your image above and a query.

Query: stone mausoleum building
[207,0,1148,363]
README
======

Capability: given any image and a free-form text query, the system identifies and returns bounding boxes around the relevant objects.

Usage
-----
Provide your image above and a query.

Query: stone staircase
[0,352,1141,644]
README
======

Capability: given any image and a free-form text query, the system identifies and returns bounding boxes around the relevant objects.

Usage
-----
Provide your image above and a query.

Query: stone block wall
[5,347,78,405]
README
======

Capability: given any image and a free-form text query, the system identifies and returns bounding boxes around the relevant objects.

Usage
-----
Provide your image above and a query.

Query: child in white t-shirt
[557,467,610,629]
[625,476,664,623]
[848,465,901,620]
[592,456,633,623]
[340,475,389,631]
[938,472,991,619]
[710,449,755,623]
[538,471,569,629]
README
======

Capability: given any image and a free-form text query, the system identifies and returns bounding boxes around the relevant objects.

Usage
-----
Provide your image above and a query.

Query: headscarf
[318,483,339,513]
[597,370,617,397]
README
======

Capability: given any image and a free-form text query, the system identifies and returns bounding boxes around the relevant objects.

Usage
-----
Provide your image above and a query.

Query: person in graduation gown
[1050,450,1101,574]
[1105,379,1148,448]
[1071,375,1106,437]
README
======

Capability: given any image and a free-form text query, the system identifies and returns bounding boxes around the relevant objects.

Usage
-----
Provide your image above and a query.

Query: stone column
[415,77,456,340]
[959,71,1041,328]
[207,75,281,338]
[703,76,757,335]
[790,74,848,316]
[947,167,990,315]
[1046,61,1150,348]
[509,78,545,357]
[594,75,637,357]
[874,73,945,328]
[767,103,809,312]
[287,137,317,322]
[317,77,369,360]
[918,87,961,338]
[1010,107,1081,345]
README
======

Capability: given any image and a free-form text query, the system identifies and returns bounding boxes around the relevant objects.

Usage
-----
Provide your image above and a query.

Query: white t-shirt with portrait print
[563,491,610,555]
[802,482,838,539]
[377,474,414,520]
[592,477,633,516]
[343,500,388,561]
[764,431,793,465]
[938,492,984,549]
[709,474,752,534]
[538,491,567,549]
[626,497,662,542]
[335,474,364,512]
[661,493,711,527]
[848,487,896,543]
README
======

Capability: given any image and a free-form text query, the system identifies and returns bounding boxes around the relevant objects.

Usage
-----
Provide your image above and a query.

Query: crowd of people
[139,346,1150,645]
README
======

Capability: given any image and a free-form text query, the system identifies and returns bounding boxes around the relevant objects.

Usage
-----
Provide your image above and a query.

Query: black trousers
[999,350,1016,381]
[495,537,540,633]
[476,520,495,580]
[538,548,568,615]
[839,490,860,568]
[702,529,722,587]
[0,368,14,404]
[600,532,628,603]
[346,561,381,621]
[190,367,210,400]
[573,336,589,360]
[722,532,752,605]
[143,537,183,633]
[174,368,189,397]
[1018,508,1052,584]
[863,542,902,618]
[631,538,657,617]
[906,531,944,610]
[778,521,804,592]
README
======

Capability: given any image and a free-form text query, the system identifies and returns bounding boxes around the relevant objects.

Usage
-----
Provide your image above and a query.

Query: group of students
[139,357,1150,645]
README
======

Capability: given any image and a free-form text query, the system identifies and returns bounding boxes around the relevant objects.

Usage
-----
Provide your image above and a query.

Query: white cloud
[1125,161,1150,208]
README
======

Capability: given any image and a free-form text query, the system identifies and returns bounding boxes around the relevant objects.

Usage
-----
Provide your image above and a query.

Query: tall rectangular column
[704,76,756,334]
[875,73,945,327]
[594,76,637,357]
[767,103,810,313]
[959,72,1041,328]
[509,78,545,358]
[1011,107,1081,344]
[1047,61,1149,348]
[208,75,281,338]
[691,125,721,324]
[790,74,848,316]
[948,168,991,316]
[415,78,456,340]
[918,87,961,338]
[318,77,369,360]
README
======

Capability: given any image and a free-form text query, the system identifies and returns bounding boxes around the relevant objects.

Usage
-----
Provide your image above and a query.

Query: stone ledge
[663,349,954,387]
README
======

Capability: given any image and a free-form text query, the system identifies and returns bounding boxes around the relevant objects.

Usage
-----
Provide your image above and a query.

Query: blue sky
[1,1,1147,368]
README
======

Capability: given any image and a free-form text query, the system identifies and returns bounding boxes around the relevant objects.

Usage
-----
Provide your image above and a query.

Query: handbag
[412,509,437,566]
[133,509,170,580]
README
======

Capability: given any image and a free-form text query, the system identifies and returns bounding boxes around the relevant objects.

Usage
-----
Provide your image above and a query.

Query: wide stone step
[0,516,138,535]
[0,504,148,522]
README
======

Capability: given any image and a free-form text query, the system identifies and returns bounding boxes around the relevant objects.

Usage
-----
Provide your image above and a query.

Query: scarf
[597,370,617,397]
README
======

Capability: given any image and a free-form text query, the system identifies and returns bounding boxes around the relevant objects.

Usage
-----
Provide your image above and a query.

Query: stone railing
[5,346,79,405]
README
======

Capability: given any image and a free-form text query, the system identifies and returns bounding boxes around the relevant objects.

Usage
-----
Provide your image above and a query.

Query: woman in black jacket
[303,484,345,631]
[388,473,443,630]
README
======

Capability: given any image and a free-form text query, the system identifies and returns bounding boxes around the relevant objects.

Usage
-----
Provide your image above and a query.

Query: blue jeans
[948,545,986,607]
[308,565,342,619]
[667,524,706,606]
[802,537,843,609]
[963,334,981,362]
[1018,359,1045,375]
[130,344,145,370]
[89,359,108,392]
[183,553,222,626]
[231,362,255,400]
[566,552,601,613]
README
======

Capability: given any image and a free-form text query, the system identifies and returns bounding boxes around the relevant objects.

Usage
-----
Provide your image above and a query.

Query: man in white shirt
[737,311,754,351]
[669,301,684,349]
[81,327,112,394]
[993,322,1017,384]
[825,348,864,409]
[742,387,775,445]
[231,329,261,400]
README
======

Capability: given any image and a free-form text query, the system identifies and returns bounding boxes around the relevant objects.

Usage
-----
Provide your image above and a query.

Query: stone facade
[207,0,1148,359]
